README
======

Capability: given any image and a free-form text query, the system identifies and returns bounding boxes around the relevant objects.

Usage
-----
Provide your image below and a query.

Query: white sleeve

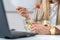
[56,25,60,30]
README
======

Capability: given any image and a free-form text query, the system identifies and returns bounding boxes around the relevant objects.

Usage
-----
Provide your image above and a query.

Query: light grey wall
[3,0,16,11]
[6,13,26,31]
[3,0,26,31]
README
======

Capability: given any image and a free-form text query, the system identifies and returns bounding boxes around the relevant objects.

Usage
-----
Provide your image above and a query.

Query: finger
[17,9,27,14]
[30,25,35,29]
[16,6,22,10]
[31,27,39,34]
[30,24,37,29]
[18,11,24,15]
[31,28,37,33]
[18,9,24,13]
[16,6,24,10]
[19,12,27,17]
[31,27,37,31]
[31,22,38,27]
[16,6,26,11]
[31,30,37,33]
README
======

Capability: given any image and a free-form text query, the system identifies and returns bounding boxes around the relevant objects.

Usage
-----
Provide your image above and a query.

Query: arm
[16,7,30,20]
[55,25,60,35]
[55,28,60,35]
[10,0,30,20]
[30,22,60,35]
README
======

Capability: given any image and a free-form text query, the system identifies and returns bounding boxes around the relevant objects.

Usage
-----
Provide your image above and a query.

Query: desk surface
[0,35,60,40]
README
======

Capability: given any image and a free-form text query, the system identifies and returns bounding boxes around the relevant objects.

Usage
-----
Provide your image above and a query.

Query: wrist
[55,27,60,35]
[25,16,30,20]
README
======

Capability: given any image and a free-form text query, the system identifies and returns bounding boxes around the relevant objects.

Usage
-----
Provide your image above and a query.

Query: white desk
[0,35,60,40]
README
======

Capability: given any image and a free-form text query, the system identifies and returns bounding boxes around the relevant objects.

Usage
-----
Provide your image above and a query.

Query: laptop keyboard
[5,31,37,39]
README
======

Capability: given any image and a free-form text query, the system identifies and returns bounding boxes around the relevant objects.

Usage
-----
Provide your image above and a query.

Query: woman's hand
[16,6,30,20]
[31,22,50,35]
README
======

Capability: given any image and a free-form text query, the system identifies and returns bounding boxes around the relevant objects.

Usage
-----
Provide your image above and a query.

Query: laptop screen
[0,0,11,37]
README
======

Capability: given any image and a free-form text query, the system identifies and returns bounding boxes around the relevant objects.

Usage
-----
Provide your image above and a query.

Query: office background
[3,0,60,31]
[0,0,60,40]
[3,0,26,31]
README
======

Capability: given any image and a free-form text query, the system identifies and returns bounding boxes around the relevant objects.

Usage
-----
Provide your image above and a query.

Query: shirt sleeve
[56,25,60,30]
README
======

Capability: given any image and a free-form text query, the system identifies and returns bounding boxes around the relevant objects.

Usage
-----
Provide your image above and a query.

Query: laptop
[0,0,36,39]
